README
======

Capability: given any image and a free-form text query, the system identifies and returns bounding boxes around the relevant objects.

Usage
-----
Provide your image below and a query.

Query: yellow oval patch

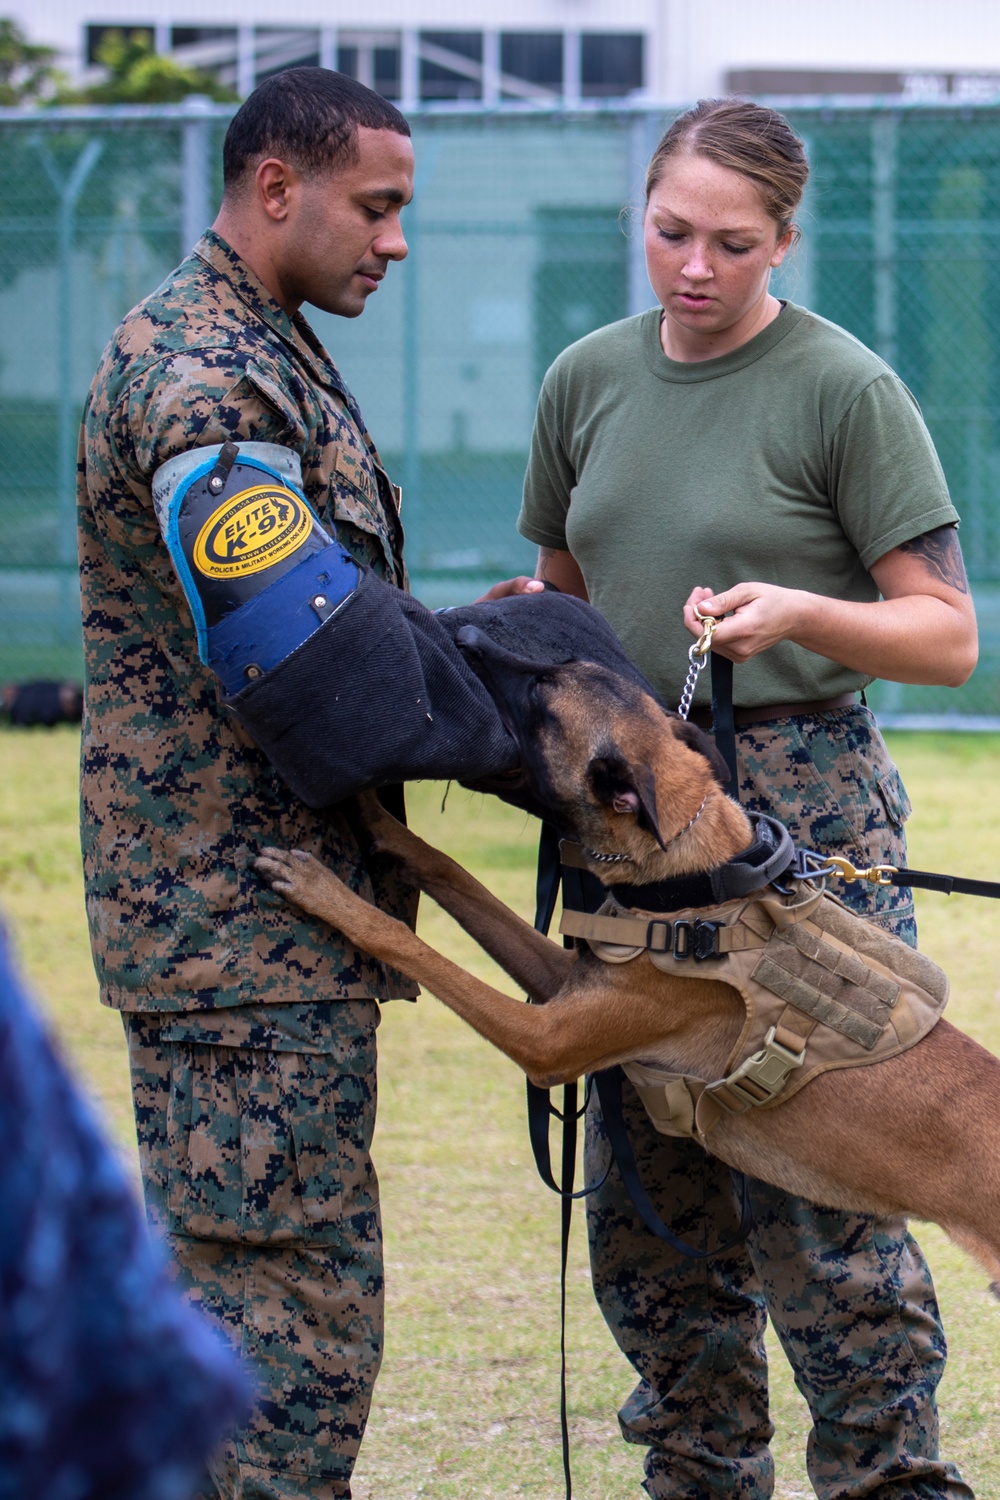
[193,485,312,579]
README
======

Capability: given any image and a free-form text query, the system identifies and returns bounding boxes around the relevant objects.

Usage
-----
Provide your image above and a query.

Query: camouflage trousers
[584,707,974,1500]
[123,1001,383,1500]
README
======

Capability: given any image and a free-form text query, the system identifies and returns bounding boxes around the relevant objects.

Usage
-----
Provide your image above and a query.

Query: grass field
[2,725,999,1498]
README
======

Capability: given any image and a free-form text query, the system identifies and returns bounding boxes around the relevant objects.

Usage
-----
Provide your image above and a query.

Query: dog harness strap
[706,1017,810,1113]
[559,907,769,958]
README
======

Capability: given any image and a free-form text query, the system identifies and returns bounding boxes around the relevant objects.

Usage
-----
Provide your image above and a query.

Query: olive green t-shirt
[517,302,958,708]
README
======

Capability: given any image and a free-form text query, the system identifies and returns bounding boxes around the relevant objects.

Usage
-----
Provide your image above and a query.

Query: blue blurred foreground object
[0,923,246,1500]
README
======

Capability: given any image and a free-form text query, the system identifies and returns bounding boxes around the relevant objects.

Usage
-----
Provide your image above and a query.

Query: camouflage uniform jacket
[79,229,416,1012]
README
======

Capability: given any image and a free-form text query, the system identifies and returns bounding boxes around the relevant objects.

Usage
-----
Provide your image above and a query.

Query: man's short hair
[222,67,411,192]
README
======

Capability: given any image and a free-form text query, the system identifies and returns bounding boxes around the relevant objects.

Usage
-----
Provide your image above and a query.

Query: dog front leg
[256,846,579,1080]
[352,790,572,1001]
[258,847,703,1088]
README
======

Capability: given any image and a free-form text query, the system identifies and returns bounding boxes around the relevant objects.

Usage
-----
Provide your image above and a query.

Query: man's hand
[474,576,545,602]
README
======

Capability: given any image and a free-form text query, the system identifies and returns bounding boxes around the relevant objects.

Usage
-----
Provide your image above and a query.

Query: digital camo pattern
[737,704,916,943]
[125,1004,382,1499]
[585,707,973,1499]
[78,229,415,1012]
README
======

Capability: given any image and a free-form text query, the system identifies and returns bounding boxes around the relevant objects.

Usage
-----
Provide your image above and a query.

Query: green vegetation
[1,726,998,1497]
[59,29,237,106]
[0,18,58,106]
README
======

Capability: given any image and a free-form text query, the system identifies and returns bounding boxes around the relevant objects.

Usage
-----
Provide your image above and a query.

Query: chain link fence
[1,100,998,724]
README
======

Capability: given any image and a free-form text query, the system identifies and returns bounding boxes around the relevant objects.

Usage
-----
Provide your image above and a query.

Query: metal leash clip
[774,849,900,895]
[772,847,838,895]
[822,855,898,887]
[676,605,718,721]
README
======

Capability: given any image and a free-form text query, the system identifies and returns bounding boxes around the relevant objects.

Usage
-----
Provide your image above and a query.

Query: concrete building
[10,0,1000,107]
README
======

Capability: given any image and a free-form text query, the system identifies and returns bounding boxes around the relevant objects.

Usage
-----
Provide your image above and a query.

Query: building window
[420,31,483,102]
[170,27,236,51]
[253,29,321,83]
[581,34,644,98]
[168,27,238,90]
[374,48,400,99]
[500,33,562,97]
[85,24,153,65]
[337,35,401,100]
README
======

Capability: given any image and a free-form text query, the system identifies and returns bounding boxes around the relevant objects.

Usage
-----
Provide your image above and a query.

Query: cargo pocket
[875,765,912,831]
[757,718,859,850]
[165,1043,375,1247]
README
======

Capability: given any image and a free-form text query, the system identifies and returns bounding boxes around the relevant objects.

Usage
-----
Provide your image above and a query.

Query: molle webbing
[559,886,948,1143]
[753,921,899,1050]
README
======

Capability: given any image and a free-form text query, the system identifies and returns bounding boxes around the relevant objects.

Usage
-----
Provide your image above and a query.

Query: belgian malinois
[256,640,1000,1287]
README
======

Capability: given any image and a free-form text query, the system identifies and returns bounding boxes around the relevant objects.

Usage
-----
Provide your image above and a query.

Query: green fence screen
[2,100,998,724]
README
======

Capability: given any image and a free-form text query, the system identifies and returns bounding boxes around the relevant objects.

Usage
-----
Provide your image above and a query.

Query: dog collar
[583,793,710,868]
[610,813,796,911]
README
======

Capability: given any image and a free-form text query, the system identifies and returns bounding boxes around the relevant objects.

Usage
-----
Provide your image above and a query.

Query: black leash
[709,650,739,799]
[889,867,1000,899]
[782,840,1000,906]
[706,638,1000,905]
[529,821,582,1500]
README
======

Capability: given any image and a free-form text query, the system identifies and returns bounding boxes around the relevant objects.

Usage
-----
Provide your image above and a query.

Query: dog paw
[255,847,342,919]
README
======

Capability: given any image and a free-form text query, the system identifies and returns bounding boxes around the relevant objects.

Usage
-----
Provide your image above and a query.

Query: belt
[687,692,858,730]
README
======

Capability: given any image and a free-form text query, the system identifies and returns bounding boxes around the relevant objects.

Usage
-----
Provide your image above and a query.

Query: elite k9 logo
[193,485,312,578]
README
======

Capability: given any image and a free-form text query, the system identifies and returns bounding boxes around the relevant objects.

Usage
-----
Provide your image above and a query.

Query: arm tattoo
[898,525,970,595]
[536,547,562,584]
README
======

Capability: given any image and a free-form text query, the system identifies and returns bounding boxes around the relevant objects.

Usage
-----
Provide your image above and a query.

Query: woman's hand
[474,546,589,603]
[474,576,545,602]
[682,525,978,688]
[683,583,808,661]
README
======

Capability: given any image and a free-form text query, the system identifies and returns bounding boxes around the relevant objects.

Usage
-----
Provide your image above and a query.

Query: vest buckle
[717,1025,806,1110]
[692,920,722,961]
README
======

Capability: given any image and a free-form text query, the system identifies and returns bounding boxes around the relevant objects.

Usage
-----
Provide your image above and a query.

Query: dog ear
[587,753,665,847]
[670,718,732,787]
[629,761,666,847]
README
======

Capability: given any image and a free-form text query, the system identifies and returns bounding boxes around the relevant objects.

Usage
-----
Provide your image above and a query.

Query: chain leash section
[676,606,718,721]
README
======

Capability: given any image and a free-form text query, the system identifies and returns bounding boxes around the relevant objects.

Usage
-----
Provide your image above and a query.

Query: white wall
[660,0,1000,101]
[12,0,1000,101]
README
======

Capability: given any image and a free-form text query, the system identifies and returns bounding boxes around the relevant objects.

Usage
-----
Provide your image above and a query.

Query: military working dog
[256,636,1000,1288]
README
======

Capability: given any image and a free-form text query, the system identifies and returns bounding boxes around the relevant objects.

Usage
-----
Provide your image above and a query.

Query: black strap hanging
[527,816,756,1499]
[710,650,739,802]
[529,821,580,1500]
[592,1068,753,1256]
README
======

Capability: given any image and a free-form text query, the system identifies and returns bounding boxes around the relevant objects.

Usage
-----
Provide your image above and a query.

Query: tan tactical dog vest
[559,883,948,1146]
